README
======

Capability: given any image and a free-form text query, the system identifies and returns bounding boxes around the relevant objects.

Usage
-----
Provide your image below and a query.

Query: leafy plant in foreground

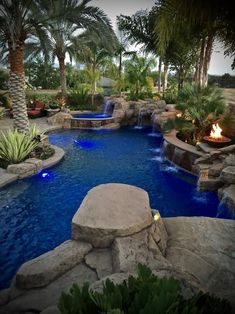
[58,264,231,314]
[0,126,44,165]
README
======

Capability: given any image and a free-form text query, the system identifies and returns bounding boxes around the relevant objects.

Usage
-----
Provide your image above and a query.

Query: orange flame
[210,123,222,139]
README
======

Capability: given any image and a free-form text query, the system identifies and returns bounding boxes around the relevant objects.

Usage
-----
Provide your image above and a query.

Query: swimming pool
[0,127,233,289]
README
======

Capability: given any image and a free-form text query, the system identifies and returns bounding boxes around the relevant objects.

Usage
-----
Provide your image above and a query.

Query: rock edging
[196,144,235,213]
[163,130,204,173]
[0,145,65,188]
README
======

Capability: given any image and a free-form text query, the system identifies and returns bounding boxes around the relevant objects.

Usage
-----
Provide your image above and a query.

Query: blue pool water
[72,113,112,119]
[0,127,233,289]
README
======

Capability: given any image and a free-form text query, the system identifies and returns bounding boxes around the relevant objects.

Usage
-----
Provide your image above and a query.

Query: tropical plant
[176,84,225,140]
[0,92,11,108]
[26,0,114,97]
[58,264,231,314]
[124,55,155,98]
[25,57,60,89]
[0,126,44,165]
[118,9,166,93]
[67,86,97,111]
[163,82,178,104]
[74,28,117,96]
[25,92,60,109]
[0,0,52,132]
[0,107,4,118]
[0,69,9,90]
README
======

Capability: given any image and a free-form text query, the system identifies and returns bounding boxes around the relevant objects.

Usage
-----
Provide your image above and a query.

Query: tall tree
[154,0,235,88]
[124,55,155,95]
[0,0,49,132]
[74,27,117,94]
[28,0,113,97]
[117,9,165,93]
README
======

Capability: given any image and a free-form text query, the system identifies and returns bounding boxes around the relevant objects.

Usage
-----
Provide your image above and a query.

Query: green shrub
[0,92,11,108]
[127,90,154,101]
[58,264,231,314]
[0,126,44,165]
[0,107,4,118]
[163,83,178,104]
[102,87,115,97]
[25,92,60,109]
[33,144,55,160]
[0,69,9,90]
[67,87,97,111]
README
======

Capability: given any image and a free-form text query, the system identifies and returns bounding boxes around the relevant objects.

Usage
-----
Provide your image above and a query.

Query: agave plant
[0,126,44,164]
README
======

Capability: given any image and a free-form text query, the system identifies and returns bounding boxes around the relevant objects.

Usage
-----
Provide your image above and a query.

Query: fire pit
[203,123,231,148]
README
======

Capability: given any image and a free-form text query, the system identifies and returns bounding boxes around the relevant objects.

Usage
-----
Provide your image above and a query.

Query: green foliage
[33,144,55,160]
[102,87,115,97]
[177,84,225,126]
[58,264,231,314]
[0,92,11,108]
[163,83,178,104]
[25,58,60,89]
[0,70,9,90]
[208,74,235,88]
[25,93,61,109]
[0,107,4,118]
[169,84,226,142]
[67,87,96,111]
[124,55,155,95]
[127,89,154,101]
[0,126,44,165]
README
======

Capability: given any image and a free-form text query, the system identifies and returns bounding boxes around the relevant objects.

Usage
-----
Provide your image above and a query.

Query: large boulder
[112,228,170,273]
[72,184,153,247]
[220,166,235,184]
[220,184,235,212]
[47,112,72,126]
[164,217,235,306]
[4,263,97,313]
[15,240,92,289]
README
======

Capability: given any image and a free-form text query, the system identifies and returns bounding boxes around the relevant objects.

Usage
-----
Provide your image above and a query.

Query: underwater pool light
[41,172,50,178]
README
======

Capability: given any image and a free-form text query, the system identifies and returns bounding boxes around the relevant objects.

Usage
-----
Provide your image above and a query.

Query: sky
[92,0,235,76]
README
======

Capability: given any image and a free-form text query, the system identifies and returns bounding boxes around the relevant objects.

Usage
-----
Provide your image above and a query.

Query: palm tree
[117,9,166,93]
[0,1,112,133]
[37,0,113,97]
[154,0,235,88]
[74,27,117,95]
[0,0,49,132]
[124,55,155,95]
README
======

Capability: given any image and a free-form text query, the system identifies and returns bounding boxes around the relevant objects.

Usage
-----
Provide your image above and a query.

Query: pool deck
[0,117,60,135]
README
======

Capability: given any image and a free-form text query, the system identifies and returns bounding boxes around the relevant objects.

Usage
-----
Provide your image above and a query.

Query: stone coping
[71,117,114,121]
[0,145,65,188]
[164,130,204,157]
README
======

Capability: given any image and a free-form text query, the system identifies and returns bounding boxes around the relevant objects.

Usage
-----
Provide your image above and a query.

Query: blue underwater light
[41,172,50,178]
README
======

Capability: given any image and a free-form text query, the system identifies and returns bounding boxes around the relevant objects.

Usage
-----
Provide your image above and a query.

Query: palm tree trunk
[196,37,206,88]
[163,63,169,95]
[58,56,67,97]
[158,57,162,93]
[8,42,29,133]
[202,34,214,87]
[118,53,122,78]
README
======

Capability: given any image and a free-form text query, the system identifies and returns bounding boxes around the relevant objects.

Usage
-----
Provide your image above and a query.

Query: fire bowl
[203,135,231,148]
